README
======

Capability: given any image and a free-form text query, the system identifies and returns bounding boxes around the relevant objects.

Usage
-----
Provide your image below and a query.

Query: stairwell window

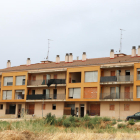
[85,71,98,82]
[137,86,140,98]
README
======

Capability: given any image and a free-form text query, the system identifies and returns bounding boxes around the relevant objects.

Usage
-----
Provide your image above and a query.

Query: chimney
[7,60,11,68]
[56,55,60,63]
[131,46,136,57]
[26,58,31,65]
[77,56,79,60]
[110,49,114,59]
[65,53,69,63]
[69,53,73,63]
[138,46,140,57]
[82,52,86,61]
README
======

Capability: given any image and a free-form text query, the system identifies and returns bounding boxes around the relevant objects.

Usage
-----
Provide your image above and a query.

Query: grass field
[0,114,140,140]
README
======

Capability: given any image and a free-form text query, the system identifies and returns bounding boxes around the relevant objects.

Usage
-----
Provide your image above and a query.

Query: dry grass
[1,130,140,140]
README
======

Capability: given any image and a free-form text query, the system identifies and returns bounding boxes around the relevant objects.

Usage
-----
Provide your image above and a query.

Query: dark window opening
[32,90,35,95]
[69,72,81,83]
[52,104,56,110]
[0,104,3,110]
[43,89,46,95]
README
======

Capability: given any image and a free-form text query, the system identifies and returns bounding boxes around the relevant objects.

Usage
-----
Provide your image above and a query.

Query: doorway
[53,89,57,99]
[80,104,84,117]
[9,104,16,114]
[125,70,130,81]
[17,104,22,118]
[125,86,130,99]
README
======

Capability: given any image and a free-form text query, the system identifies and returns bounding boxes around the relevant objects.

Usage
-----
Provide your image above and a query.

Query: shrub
[85,121,94,129]
[117,119,123,122]
[69,116,75,123]
[111,119,117,125]
[118,123,126,128]
[62,115,66,120]
[63,119,71,128]
[45,113,56,125]
[102,117,111,122]
[91,116,102,125]
[83,114,91,121]
[129,119,135,125]
[55,118,63,126]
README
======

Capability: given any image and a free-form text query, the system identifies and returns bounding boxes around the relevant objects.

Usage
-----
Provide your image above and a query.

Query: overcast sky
[0,0,140,69]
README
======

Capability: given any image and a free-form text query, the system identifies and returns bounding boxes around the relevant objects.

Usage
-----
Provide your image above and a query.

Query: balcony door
[110,87,115,99]
[125,86,130,99]
[111,71,115,76]
[125,70,130,81]
[53,89,57,99]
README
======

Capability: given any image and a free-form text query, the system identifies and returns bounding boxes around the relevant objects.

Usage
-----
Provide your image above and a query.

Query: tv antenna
[119,29,125,53]
[46,39,53,61]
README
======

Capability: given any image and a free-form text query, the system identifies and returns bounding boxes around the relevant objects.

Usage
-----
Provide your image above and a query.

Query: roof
[0,55,140,72]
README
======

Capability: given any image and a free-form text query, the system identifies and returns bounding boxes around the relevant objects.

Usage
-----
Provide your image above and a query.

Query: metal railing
[27,94,66,100]
[87,110,100,116]
[100,92,133,99]
[100,75,133,82]
[27,79,66,86]
[25,109,34,115]
[5,109,16,114]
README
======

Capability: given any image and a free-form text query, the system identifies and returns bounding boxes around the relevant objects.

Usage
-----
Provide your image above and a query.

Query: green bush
[91,116,102,125]
[117,123,126,128]
[63,119,71,128]
[83,114,91,121]
[45,113,56,125]
[62,115,66,120]
[85,120,94,129]
[117,119,123,122]
[129,119,135,125]
[69,116,75,122]
[102,117,111,122]
[111,119,116,125]
[55,118,63,126]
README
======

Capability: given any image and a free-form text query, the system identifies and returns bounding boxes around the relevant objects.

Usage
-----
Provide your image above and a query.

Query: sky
[0,0,140,69]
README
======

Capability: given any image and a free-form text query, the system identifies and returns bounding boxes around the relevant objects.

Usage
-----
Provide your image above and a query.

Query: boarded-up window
[124,104,130,111]
[84,87,97,99]
[69,88,81,99]
[32,76,36,81]
[85,71,98,82]
[110,104,115,111]
[3,90,12,100]
[137,86,140,98]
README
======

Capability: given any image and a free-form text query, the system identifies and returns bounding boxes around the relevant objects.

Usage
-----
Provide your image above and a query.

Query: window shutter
[6,91,12,99]
[3,91,6,100]
[69,88,74,97]
[73,88,81,99]
[85,71,98,82]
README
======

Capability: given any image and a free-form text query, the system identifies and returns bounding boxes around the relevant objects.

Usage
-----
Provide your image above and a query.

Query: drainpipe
[119,101,120,120]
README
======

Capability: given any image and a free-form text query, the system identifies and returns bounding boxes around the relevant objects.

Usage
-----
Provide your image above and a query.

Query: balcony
[27,79,66,87]
[100,75,133,84]
[100,92,133,100]
[26,94,66,100]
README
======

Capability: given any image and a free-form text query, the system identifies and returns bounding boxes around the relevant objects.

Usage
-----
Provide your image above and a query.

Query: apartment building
[0,46,140,120]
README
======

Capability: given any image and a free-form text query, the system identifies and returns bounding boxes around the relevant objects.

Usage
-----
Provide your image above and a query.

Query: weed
[45,113,56,125]
[83,114,91,121]
[117,119,123,122]
[118,123,126,129]
[129,119,135,125]
[102,117,111,121]
[63,119,71,128]
[69,116,75,122]
[111,119,117,125]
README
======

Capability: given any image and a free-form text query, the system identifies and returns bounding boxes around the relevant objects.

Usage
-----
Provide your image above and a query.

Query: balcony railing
[100,75,133,83]
[100,92,133,99]
[27,79,66,86]
[87,110,100,116]
[5,109,16,114]
[27,94,66,100]
[25,109,34,115]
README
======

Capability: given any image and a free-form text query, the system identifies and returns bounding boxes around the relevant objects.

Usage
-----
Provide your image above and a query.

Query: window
[137,86,140,98]
[32,76,36,81]
[3,90,12,100]
[137,69,140,80]
[52,104,56,110]
[124,104,130,111]
[4,77,13,86]
[85,71,98,82]
[15,90,24,99]
[0,104,3,110]
[16,76,26,85]
[110,104,115,111]
[32,90,35,95]
[69,88,81,99]
[42,104,45,110]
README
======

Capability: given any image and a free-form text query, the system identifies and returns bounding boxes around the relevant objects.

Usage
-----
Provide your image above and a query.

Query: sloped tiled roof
[0,55,140,72]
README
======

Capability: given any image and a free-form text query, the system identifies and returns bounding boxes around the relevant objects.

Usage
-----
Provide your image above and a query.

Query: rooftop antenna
[119,29,125,53]
[46,39,53,61]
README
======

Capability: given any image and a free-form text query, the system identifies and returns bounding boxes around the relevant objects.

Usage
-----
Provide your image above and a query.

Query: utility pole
[42,98,44,118]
